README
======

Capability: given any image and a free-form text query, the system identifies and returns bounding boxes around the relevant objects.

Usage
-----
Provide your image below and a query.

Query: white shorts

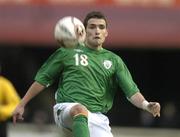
[53,103,113,137]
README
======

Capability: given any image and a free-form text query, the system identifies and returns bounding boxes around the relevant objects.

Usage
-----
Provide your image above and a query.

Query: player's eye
[99,25,106,30]
[88,25,96,29]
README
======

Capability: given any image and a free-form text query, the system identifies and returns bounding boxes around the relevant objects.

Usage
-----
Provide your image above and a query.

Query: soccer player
[0,64,20,137]
[12,11,160,137]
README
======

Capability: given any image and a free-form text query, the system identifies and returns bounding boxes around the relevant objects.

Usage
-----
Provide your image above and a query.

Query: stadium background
[0,0,180,136]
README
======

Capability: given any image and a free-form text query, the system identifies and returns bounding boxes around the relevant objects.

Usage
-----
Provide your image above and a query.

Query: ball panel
[54,16,86,48]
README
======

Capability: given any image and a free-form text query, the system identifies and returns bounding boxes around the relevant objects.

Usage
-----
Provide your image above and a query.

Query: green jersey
[35,44,139,113]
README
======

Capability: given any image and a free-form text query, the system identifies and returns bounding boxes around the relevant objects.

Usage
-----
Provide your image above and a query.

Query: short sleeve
[115,57,139,98]
[35,48,66,87]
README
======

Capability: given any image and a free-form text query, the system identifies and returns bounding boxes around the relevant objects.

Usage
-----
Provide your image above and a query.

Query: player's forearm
[19,81,45,107]
[128,92,149,110]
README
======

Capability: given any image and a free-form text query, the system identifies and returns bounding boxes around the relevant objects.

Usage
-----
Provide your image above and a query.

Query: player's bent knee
[70,104,88,118]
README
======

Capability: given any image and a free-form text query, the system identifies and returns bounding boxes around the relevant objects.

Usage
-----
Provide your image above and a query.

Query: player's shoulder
[55,47,67,52]
[102,48,122,59]
[52,47,72,56]
[102,48,125,65]
[51,44,84,58]
[55,43,83,52]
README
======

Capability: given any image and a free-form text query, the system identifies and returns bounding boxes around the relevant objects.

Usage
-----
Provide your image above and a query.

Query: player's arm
[115,57,161,117]
[18,81,45,107]
[12,81,45,124]
[128,92,161,117]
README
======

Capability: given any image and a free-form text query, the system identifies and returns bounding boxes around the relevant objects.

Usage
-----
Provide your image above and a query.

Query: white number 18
[74,53,88,66]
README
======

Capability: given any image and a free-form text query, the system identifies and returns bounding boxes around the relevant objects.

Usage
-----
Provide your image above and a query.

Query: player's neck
[85,42,102,51]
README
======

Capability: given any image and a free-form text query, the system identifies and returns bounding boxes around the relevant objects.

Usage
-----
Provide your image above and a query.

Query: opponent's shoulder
[0,76,13,86]
[0,76,9,82]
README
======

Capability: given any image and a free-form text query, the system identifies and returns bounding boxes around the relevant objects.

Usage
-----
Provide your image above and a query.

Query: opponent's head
[83,11,108,49]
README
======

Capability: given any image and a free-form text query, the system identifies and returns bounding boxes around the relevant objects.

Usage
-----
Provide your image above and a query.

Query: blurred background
[0,0,180,136]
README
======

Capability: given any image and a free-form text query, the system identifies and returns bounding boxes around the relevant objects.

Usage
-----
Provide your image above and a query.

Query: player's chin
[93,40,103,46]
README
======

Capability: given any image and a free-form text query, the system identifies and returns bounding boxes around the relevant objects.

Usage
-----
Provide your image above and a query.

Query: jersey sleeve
[115,56,139,98]
[35,48,66,87]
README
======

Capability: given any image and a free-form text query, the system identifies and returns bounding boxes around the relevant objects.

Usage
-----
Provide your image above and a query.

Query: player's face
[85,18,108,48]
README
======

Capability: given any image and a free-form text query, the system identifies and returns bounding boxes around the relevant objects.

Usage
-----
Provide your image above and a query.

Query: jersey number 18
[74,53,88,66]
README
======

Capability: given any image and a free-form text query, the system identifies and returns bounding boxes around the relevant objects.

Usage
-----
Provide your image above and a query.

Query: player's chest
[64,52,115,75]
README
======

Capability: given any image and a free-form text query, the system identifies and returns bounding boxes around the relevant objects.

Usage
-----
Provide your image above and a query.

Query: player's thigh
[88,113,113,137]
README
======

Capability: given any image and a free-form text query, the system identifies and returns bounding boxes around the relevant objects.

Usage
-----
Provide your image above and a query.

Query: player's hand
[12,104,25,125]
[147,102,161,117]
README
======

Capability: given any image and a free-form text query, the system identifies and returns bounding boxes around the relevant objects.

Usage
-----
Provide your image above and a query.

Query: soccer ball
[54,16,86,48]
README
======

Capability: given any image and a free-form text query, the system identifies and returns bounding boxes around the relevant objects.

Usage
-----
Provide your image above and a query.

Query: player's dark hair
[83,11,107,28]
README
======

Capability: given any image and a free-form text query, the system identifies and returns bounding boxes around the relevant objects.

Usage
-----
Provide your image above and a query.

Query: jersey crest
[103,60,112,69]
